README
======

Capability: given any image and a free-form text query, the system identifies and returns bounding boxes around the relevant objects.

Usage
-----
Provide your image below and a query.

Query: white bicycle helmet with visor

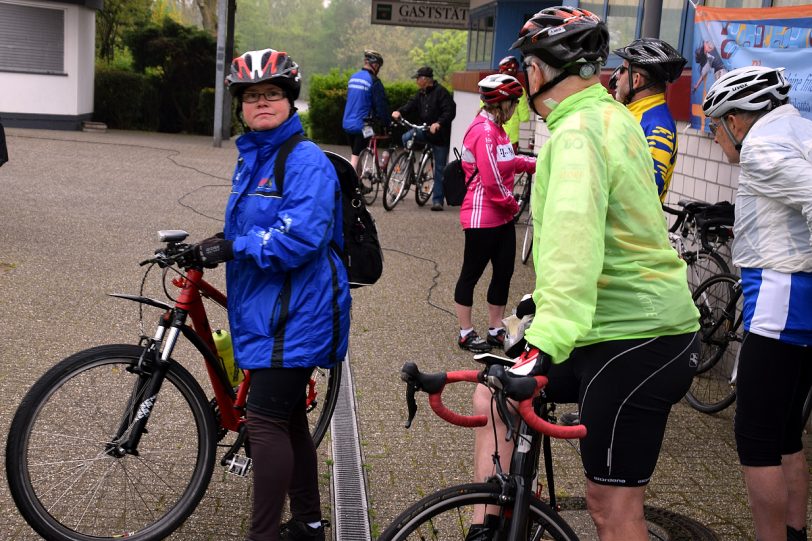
[702,65,790,118]
[227,49,301,101]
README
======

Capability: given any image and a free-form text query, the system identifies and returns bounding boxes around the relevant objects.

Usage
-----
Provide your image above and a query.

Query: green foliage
[93,68,160,130]
[124,18,216,133]
[308,70,351,144]
[409,30,468,87]
[96,0,151,63]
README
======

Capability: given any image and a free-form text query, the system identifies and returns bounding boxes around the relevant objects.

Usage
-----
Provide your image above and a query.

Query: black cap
[413,66,433,78]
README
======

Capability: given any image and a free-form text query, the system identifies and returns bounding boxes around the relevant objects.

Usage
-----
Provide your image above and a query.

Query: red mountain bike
[5,230,341,541]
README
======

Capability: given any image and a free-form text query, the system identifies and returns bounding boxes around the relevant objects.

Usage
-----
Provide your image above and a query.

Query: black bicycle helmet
[364,49,384,67]
[511,6,609,70]
[226,49,301,100]
[613,38,687,83]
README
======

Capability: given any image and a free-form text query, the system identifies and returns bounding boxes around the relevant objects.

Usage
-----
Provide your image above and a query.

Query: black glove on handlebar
[196,236,234,267]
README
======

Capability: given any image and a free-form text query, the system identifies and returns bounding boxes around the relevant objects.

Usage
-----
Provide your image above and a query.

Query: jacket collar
[236,114,305,159]
[626,93,666,121]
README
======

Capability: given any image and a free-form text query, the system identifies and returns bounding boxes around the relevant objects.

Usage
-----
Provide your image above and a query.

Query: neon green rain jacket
[526,84,699,363]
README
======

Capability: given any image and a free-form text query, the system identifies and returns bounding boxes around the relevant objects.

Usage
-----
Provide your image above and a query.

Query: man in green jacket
[468,7,700,541]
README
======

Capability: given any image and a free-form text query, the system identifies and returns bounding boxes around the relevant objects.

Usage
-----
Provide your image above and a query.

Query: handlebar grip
[428,393,487,428]
[517,398,586,439]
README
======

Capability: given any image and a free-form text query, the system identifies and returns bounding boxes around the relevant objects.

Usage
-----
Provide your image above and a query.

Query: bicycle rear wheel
[308,361,342,447]
[686,274,741,413]
[384,152,411,211]
[5,344,216,541]
[378,482,578,541]
[357,148,380,206]
[513,171,531,219]
[415,152,434,206]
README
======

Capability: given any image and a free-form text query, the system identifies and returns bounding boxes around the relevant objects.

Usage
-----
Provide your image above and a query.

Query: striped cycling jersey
[741,268,812,347]
[627,93,678,202]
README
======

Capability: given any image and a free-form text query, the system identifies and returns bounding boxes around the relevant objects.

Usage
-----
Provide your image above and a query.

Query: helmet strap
[527,71,571,117]
[623,66,660,105]
[719,115,743,152]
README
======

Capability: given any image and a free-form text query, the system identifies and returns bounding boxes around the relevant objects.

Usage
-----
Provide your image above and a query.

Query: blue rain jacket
[225,114,351,369]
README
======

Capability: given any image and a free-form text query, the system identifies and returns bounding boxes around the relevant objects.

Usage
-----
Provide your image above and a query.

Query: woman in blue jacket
[191,48,351,541]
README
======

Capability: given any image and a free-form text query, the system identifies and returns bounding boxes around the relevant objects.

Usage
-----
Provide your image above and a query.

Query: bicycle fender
[108,293,173,311]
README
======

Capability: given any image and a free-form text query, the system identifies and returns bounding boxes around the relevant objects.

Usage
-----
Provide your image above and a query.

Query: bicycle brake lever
[405,383,418,429]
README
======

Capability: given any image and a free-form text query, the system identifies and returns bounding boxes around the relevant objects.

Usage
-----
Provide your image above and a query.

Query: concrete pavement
[0,127,809,540]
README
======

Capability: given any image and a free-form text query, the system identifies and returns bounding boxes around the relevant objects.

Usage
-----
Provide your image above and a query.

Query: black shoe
[431,203,444,211]
[486,329,505,349]
[279,519,327,541]
[559,411,580,426]
[459,330,492,353]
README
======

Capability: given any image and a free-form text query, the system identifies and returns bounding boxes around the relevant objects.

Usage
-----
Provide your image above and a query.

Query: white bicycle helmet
[702,66,790,118]
[479,74,524,104]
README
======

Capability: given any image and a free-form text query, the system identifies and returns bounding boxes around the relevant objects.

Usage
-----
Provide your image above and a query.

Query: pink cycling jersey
[460,111,535,229]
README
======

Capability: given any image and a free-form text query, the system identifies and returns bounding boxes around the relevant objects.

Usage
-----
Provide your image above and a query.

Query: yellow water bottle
[213,329,244,387]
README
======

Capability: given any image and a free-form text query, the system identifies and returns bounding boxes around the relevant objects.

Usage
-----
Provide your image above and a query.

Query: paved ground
[0,128,809,540]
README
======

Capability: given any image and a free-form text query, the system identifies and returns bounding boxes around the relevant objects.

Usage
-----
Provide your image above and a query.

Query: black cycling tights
[246,367,321,541]
[454,221,516,307]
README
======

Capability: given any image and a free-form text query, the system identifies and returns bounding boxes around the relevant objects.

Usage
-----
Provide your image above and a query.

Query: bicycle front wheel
[357,148,380,206]
[683,249,729,293]
[520,212,533,265]
[379,482,578,541]
[415,152,434,206]
[384,152,411,211]
[686,273,741,413]
[6,344,216,541]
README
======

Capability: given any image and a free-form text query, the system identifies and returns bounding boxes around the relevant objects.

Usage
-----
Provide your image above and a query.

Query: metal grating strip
[330,354,371,541]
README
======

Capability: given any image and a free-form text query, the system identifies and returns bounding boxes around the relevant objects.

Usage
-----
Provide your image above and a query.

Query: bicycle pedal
[224,454,252,477]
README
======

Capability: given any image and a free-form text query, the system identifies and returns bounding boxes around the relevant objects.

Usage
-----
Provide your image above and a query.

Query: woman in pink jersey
[454,74,536,353]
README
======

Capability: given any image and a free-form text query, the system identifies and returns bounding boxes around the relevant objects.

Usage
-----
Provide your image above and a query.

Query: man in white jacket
[703,66,812,541]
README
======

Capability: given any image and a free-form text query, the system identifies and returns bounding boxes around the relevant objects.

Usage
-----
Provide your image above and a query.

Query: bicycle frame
[110,267,246,456]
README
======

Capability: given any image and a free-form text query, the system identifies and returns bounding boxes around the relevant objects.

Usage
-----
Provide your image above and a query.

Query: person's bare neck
[534,75,599,119]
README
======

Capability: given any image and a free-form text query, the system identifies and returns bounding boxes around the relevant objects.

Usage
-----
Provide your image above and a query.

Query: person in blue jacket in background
[186,48,350,541]
[343,50,390,169]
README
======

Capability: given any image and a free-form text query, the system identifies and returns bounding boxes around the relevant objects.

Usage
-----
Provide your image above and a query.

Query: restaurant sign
[371,0,469,30]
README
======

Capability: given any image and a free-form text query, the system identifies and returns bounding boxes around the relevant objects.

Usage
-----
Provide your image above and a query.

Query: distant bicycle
[512,146,535,219]
[519,207,533,265]
[356,119,396,205]
[383,118,434,211]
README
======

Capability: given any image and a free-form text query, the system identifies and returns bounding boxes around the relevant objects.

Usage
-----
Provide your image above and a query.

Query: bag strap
[457,124,479,188]
[271,133,308,196]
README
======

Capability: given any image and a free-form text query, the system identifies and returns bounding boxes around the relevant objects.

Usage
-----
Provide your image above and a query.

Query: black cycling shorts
[734,332,812,467]
[544,333,699,487]
[346,132,368,156]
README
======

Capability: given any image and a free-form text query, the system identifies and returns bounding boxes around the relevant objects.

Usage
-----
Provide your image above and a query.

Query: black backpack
[443,149,478,207]
[274,134,383,289]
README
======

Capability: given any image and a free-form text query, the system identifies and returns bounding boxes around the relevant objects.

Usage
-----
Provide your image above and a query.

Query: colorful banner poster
[691,5,812,131]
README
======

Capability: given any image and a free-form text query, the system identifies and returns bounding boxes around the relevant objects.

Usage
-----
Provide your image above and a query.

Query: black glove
[511,343,552,376]
[516,296,536,319]
[196,236,233,267]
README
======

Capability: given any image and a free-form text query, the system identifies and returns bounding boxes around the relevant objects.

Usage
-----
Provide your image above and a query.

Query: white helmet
[478,74,524,104]
[702,66,790,118]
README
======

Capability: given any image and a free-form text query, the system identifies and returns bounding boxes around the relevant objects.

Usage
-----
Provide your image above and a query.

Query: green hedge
[93,67,160,130]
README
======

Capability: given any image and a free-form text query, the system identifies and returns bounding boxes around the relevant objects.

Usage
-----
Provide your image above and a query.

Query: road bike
[662,199,733,292]
[5,230,341,541]
[356,120,396,206]
[383,118,434,211]
[379,356,586,540]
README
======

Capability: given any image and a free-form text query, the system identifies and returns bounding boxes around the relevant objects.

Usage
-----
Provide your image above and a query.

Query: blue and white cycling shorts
[741,267,812,347]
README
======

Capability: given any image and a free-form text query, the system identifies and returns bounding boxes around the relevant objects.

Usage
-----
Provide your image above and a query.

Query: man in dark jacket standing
[392,66,456,211]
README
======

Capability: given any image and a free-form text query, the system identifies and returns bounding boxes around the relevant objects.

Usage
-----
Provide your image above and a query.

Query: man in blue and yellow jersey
[612,38,686,201]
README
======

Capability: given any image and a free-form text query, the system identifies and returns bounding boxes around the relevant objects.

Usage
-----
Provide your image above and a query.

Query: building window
[580,0,640,53]
[0,2,65,74]
[704,0,763,6]
[468,9,494,66]
[659,0,686,51]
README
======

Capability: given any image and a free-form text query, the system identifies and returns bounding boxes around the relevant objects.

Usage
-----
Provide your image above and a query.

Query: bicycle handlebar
[400,362,586,440]
[393,118,429,131]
